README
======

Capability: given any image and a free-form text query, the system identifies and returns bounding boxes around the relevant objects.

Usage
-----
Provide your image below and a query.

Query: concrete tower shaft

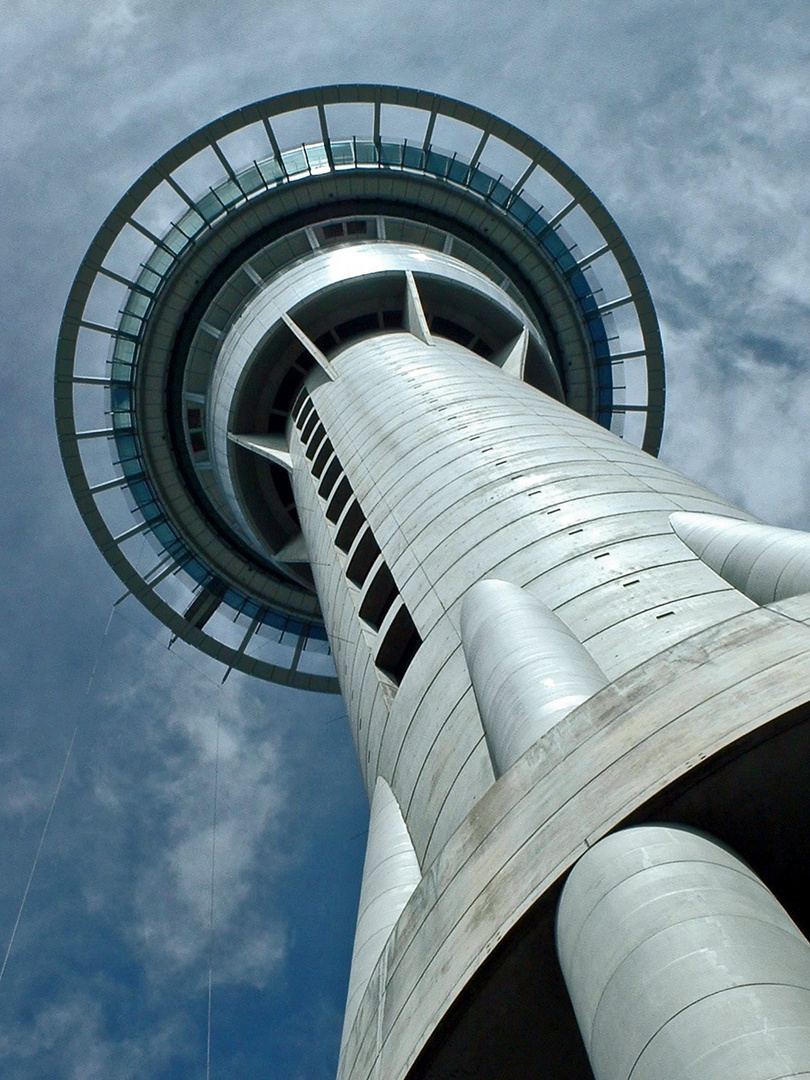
[55,85,810,1080]
[286,323,751,851]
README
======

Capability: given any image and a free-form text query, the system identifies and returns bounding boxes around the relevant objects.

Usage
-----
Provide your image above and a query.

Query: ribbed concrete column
[556,825,810,1080]
[340,777,421,1051]
[460,579,608,776]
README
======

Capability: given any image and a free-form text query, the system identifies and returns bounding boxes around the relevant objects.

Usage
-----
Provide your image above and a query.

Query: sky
[1,1,809,1077]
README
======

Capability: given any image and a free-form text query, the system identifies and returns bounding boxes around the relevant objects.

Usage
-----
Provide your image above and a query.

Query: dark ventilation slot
[291,387,308,421]
[190,431,206,453]
[359,562,398,630]
[312,439,333,479]
[375,605,422,685]
[326,476,353,523]
[296,395,315,429]
[318,457,342,499]
[272,465,295,510]
[431,315,474,347]
[278,371,306,417]
[382,309,404,328]
[335,499,365,552]
[305,423,327,460]
[335,311,380,342]
[301,409,320,444]
[347,527,381,587]
[315,329,339,354]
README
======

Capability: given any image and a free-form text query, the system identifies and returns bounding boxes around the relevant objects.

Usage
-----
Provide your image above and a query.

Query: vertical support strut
[556,825,810,1080]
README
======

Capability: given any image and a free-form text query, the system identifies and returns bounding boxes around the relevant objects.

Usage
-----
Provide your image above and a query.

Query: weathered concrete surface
[337,598,810,1080]
[558,825,810,1080]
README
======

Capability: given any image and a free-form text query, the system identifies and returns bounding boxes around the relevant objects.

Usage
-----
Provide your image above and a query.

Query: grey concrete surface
[557,825,810,1080]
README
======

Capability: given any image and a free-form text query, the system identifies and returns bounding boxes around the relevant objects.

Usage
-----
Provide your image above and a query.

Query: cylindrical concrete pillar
[460,578,607,776]
[556,824,810,1080]
[340,777,421,1050]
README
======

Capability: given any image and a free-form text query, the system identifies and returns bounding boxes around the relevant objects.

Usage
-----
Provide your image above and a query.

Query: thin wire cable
[205,696,222,1080]
[0,605,115,989]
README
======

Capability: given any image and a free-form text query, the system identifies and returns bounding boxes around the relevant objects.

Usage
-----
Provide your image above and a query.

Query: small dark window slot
[382,309,403,328]
[296,396,314,429]
[318,457,342,499]
[301,409,320,444]
[347,527,381,587]
[376,605,422,685]
[326,476,353,523]
[190,431,206,453]
[359,563,398,630]
[335,500,365,552]
[305,424,326,460]
[321,222,343,240]
[312,439,334,479]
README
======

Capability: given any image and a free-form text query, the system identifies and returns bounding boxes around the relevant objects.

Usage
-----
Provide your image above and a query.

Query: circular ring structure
[55,84,665,689]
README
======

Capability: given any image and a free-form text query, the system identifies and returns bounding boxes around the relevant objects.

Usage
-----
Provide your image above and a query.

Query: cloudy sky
[2,1,809,1077]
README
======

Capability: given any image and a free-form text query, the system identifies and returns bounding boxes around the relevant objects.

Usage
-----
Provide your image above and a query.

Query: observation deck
[55,85,664,689]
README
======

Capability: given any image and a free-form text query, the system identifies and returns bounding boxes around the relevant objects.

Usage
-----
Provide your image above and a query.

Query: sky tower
[56,85,810,1080]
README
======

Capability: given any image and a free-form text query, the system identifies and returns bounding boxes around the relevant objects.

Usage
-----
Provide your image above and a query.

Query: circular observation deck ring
[55,84,664,689]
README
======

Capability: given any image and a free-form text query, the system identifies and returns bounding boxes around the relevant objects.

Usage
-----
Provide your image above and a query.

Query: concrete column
[340,777,421,1051]
[556,824,810,1080]
[460,578,607,777]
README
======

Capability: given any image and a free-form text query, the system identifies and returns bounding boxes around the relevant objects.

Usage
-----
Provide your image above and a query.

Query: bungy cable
[0,605,115,989]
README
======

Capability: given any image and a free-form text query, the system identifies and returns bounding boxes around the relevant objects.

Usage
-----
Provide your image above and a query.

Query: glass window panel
[304,143,329,171]
[236,163,265,194]
[257,156,285,185]
[118,314,142,337]
[402,144,424,169]
[195,191,224,223]
[331,139,355,166]
[144,247,174,276]
[281,148,307,176]
[124,291,150,317]
[424,149,448,176]
[379,142,401,166]
[176,207,207,237]
[447,158,468,184]
[355,140,378,165]
[213,180,242,208]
